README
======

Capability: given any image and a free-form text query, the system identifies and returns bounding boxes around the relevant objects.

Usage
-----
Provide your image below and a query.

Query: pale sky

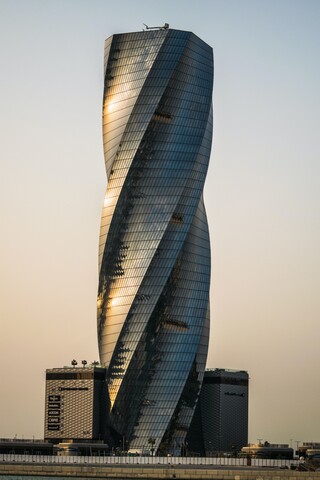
[0,0,319,446]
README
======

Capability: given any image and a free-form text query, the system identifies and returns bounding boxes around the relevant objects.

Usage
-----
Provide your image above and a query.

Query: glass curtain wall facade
[98,28,213,454]
[187,369,249,455]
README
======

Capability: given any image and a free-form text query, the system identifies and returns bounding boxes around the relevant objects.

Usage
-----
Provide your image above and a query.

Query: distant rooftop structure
[61,360,101,369]
[0,438,51,444]
[143,22,169,30]
[206,368,248,374]
[248,442,289,448]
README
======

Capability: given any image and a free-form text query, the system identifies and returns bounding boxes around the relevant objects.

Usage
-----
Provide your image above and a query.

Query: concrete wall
[1,462,320,479]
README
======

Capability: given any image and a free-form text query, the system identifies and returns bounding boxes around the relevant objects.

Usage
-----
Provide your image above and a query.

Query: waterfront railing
[0,454,297,468]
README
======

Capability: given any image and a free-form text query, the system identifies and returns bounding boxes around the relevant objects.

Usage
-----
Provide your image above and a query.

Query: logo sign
[48,417,59,424]
[49,395,61,402]
[47,395,61,431]
[48,410,60,416]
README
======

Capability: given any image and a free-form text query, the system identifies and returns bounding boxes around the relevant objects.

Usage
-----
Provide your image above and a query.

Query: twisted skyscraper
[98,28,213,455]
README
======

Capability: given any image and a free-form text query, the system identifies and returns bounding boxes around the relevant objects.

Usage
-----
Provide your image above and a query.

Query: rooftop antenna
[143,23,169,31]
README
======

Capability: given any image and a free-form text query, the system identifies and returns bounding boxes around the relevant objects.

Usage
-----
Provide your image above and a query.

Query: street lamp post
[295,440,300,457]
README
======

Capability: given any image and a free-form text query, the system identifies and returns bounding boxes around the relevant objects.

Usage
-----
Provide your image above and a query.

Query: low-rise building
[187,369,249,455]
[0,438,53,455]
[44,363,107,443]
[241,442,293,459]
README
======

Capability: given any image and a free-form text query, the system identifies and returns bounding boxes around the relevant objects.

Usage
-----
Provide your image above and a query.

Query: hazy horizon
[0,0,319,446]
